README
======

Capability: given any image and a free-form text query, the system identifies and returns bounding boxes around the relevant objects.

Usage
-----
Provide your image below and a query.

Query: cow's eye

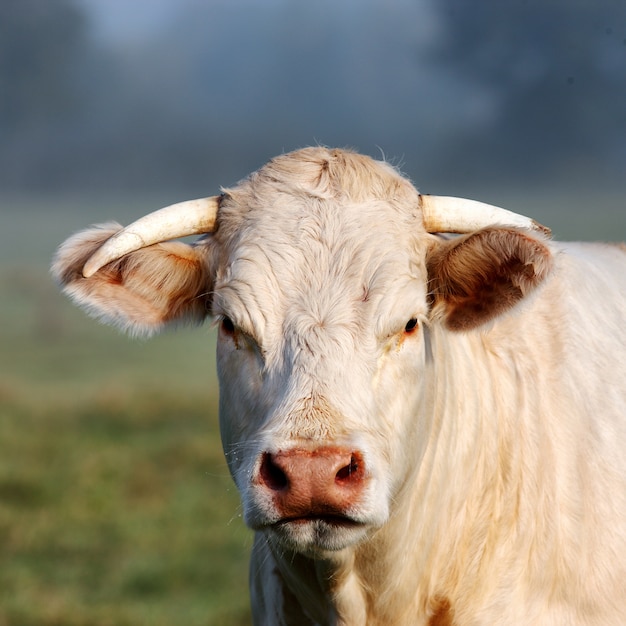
[221,316,235,335]
[404,318,419,334]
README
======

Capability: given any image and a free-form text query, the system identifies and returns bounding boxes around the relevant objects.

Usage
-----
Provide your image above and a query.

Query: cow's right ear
[52,223,213,336]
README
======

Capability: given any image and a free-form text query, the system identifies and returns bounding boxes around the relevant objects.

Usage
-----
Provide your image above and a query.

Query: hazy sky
[75,0,406,44]
[76,0,187,43]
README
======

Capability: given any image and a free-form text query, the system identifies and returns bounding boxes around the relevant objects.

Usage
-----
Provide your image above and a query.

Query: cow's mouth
[267,514,370,552]
[275,514,365,528]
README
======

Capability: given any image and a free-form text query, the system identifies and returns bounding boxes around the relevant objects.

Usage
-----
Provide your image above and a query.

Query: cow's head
[52,148,552,556]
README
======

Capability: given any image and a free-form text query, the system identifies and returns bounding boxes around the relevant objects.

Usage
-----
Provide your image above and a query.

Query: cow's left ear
[426,227,553,331]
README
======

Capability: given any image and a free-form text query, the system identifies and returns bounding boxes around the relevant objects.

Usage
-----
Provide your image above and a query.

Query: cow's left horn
[421,195,551,236]
[82,196,220,278]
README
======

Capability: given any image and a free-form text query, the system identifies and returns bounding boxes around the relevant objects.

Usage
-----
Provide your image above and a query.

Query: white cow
[53,147,626,625]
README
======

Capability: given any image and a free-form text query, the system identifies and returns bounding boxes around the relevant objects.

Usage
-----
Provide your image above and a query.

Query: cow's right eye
[221,317,235,335]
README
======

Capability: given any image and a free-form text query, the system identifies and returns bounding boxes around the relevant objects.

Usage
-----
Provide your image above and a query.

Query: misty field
[1,191,624,625]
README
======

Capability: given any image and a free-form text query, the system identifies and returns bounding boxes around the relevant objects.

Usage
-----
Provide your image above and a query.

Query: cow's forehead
[216,147,423,241]
[212,148,429,344]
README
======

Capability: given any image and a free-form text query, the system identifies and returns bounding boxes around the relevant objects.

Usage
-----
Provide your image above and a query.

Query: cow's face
[52,147,552,556]
[212,154,432,554]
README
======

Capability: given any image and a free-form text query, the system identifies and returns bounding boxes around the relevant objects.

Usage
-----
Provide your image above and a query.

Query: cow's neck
[265,506,460,625]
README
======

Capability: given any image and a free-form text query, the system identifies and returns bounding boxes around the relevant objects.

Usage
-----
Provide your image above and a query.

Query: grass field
[1,190,624,625]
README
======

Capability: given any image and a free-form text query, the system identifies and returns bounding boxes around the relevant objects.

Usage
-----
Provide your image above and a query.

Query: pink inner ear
[427,228,553,332]
[54,232,212,337]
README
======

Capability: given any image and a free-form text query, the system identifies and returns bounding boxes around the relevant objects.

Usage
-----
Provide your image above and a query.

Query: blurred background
[1,0,625,624]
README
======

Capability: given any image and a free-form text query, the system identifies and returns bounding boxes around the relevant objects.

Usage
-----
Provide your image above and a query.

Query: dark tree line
[0,0,86,133]
[431,0,626,182]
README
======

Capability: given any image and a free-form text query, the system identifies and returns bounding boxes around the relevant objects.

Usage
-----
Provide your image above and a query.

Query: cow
[52,147,626,625]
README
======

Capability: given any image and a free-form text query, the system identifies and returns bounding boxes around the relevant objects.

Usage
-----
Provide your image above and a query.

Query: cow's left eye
[404,318,419,334]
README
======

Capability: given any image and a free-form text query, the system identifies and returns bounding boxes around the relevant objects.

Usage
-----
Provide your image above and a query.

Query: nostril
[259,452,289,491]
[335,453,364,484]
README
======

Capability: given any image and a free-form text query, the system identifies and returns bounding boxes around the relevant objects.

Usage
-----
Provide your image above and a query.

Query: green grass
[0,190,624,624]
[0,393,251,626]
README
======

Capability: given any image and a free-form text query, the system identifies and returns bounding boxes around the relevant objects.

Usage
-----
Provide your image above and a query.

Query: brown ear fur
[52,223,212,336]
[426,228,553,331]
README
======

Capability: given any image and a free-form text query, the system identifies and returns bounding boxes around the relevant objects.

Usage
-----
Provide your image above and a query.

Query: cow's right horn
[420,195,551,236]
[82,196,220,278]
